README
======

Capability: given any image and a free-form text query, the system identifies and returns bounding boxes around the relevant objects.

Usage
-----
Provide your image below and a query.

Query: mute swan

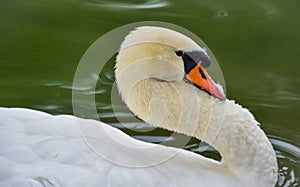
[0,26,277,187]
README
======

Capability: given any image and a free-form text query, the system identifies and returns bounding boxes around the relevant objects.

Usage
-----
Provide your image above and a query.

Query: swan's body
[0,26,277,187]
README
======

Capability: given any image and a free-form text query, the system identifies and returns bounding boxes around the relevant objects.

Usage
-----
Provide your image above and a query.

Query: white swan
[0,26,277,187]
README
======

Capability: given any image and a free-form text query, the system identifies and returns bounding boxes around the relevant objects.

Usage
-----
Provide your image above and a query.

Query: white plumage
[0,107,238,187]
[0,26,277,187]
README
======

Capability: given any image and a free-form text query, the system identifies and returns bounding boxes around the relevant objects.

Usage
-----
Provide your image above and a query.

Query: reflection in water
[271,137,300,186]
[133,135,175,143]
[136,134,300,186]
[137,134,299,186]
[79,0,169,10]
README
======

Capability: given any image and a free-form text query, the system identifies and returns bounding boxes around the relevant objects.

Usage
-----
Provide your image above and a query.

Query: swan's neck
[117,78,277,186]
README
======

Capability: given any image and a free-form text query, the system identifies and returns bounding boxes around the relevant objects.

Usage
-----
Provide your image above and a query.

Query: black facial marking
[178,50,211,74]
[185,51,211,68]
[198,67,207,79]
[182,53,197,74]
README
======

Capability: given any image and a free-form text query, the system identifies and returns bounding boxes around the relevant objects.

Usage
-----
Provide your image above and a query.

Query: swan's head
[115,26,225,102]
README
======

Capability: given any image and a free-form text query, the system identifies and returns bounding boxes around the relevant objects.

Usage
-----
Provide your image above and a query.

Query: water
[0,0,299,186]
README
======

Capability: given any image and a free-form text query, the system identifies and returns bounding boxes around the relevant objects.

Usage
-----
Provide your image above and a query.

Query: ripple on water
[78,0,169,10]
[269,136,300,187]
[194,0,280,23]
[244,1,280,22]
[180,136,300,186]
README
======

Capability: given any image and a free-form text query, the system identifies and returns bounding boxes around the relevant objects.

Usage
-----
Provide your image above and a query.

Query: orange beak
[186,62,225,100]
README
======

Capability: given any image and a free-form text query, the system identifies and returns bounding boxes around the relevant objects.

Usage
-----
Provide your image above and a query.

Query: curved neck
[117,78,277,186]
[206,100,277,186]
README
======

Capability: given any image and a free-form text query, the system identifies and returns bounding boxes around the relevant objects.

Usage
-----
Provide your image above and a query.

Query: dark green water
[0,0,299,186]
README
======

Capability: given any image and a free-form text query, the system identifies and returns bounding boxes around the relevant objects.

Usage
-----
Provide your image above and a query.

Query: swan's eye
[175,50,184,57]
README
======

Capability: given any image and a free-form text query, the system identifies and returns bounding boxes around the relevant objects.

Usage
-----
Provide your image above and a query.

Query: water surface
[0,0,299,186]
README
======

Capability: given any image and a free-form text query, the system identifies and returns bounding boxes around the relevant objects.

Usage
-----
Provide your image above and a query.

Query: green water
[0,0,299,186]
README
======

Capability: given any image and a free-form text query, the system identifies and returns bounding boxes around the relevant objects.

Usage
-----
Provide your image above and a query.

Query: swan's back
[0,107,243,187]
